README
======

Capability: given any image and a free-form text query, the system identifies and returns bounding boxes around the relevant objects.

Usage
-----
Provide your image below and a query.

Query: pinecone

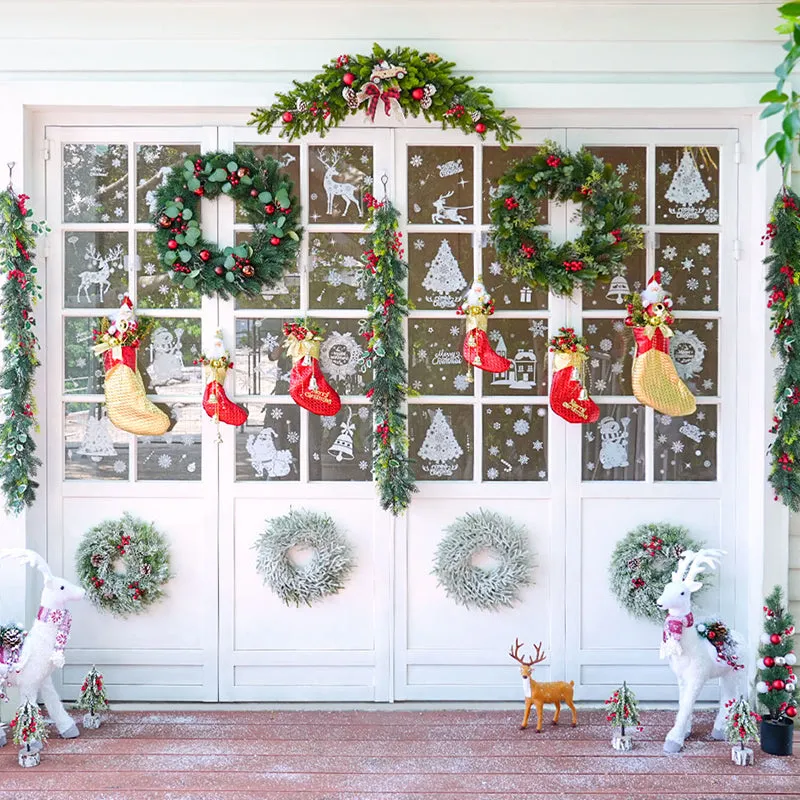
[672,544,685,559]
[90,553,103,568]
[2,626,23,650]
[141,563,152,576]
[470,110,482,123]
[626,557,642,572]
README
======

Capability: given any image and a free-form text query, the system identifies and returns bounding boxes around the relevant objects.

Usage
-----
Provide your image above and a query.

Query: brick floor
[0,709,797,799]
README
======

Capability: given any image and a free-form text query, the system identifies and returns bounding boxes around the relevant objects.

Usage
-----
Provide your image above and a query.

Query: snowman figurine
[146,327,184,386]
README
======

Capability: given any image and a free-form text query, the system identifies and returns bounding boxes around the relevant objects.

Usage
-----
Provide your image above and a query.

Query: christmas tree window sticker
[582,404,646,481]
[654,407,718,482]
[63,143,130,224]
[655,146,719,224]
[411,405,472,480]
[482,404,548,482]
[236,404,300,482]
[407,146,474,225]
[309,233,371,310]
[233,318,292,397]
[66,402,130,481]
[64,232,128,309]
[409,233,472,311]
[308,146,373,223]
[310,406,374,482]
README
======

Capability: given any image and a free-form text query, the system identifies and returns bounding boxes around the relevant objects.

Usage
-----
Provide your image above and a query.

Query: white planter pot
[18,748,40,768]
[612,734,633,751]
[83,712,101,729]
[731,746,754,766]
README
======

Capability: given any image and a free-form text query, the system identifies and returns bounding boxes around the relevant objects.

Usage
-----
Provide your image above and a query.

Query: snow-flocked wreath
[254,509,355,607]
[76,513,172,617]
[432,508,534,611]
[608,522,707,624]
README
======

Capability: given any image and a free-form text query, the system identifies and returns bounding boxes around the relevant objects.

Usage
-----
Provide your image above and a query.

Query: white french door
[43,119,740,703]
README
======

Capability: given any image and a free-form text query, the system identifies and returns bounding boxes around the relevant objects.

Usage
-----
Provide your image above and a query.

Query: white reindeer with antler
[656,548,745,753]
[0,550,85,748]
[317,147,362,218]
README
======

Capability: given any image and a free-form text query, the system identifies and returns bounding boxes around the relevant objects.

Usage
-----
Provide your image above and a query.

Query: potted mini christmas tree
[11,699,47,767]
[605,681,642,751]
[755,585,798,755]
[76,665,109,729]
[725,696,761,765]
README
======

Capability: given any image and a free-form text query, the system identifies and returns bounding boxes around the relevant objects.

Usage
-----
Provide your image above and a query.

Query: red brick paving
[0,709,796,799]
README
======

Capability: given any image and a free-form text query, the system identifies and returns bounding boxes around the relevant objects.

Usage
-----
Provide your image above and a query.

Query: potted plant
[725,696,760,765]
[605,681,642,751]
[75,665,109,729]
[755,586,798,755]
[11,699,47,767]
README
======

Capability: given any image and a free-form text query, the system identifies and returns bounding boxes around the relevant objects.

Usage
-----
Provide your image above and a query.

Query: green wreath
[608,522,707,624]
[432,509,534,611]
[75,512,172,617]
[254,509,355,607]
[153,150,301,298]
[490,141,643,296]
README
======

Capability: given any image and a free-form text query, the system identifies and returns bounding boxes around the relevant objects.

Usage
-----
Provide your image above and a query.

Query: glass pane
[654,406,717,482]
[65,403,130,480]
[482,145,542,225]
[63,143,129,224]
[139,318,203,396]
[234,318,291,397]
[136,404,201,480]
[409,319,472,397]
[136,144,197,223]
[587,147,646,225]
[235,402,300,481]
[136,232,201,310]
[482,318,549,397]
[657,234,719,311]
[656,146,719,225]
[64,317,103,395]
[308,145,372,223]
[482,242,548,311]
[582,403,645,481]
[583,318,633,397]
[409,234,472,311]
[582,248,646,312]
[309,405,373,482]
[234,231,301,311]
[309,233,369,311]
[409,404,473,480]
[482,404,548,481]
[64,232,128,309]
[316,318,370,397]
[408,146,473,226]
[234,144,301,223]
[671,318,718,397]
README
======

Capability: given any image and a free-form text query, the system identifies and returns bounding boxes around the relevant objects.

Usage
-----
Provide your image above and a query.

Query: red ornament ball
[787,705,798,718]
[707,631,716,639]
[264,204,276,215]
[475,122,487,134]
[411,87,425,101]
[282,111,294,124]
[199,250,211,262]
[773,679,786,691]
[250,189,258,198]
[214,266,224,276]
[193,187,204,196]
[342,72,356,86]
[270,236,281,246]
[764,656,776,668]
[167,240,178,250]
[771,633,783,645]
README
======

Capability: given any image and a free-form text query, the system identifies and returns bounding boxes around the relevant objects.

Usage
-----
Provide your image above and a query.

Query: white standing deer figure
[0,549,85,748]
[431,191,471,224]
[656,548,745,753]
[317,147,362,218]
[77,242,124,304]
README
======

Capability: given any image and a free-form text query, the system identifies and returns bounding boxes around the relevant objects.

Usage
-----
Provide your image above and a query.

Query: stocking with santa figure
[283,320,341,416]
[199,329,248,438]
[548,327,600,424]
[459,278,513,374]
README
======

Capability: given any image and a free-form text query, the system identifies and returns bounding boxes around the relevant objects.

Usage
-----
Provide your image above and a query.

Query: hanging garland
[254,508,355,607]
[0,187,44,515]
[765,189,800,510]
[432,509,534,611]
[75,513,172,617]
[608,522,707,624]
[249,44,520,149]
[490,141,643,296]
[359,195,417,515]
[153,150,301,299]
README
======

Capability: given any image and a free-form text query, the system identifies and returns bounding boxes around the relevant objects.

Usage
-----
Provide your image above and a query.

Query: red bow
[360,83,400,121]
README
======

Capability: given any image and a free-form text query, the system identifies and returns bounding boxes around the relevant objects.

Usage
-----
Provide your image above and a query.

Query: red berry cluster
[778,452,794,472]
[7,268,28,287]
[642,535,663,556]
[610,228,623,244]
[768,286,787,308]
[363,248,379,274]
[116,534,131,555]
[14,238,30,261]
[376,420,390,445]
[631,577,645,589]
[445,104,466,118]
[283,321,318,340]
[16,194,29,216]
[382,293,396,315]
[783,194,798,212]
[548,326,585,353]
[90,575,105,589]
[545,155,561,168]
[775,316,794,336]
[335,54,350,68]
[563,260,584,272]
[762,222,777,244]
[504,196,519,211]
[580,185,593,197]
[363,192,384,210]
[128,581,144,601]
[520,244,536,259]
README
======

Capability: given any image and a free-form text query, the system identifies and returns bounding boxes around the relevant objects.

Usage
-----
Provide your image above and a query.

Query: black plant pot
[760,716,794,756]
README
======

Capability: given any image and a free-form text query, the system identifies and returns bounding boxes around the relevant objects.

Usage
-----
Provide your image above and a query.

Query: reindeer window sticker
[407,146,473,225]
[309,146,372,222]
[65,234,128,308]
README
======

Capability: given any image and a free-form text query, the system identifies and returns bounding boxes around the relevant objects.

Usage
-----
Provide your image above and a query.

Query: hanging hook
[7,161,15,190]
[381,172,389,199]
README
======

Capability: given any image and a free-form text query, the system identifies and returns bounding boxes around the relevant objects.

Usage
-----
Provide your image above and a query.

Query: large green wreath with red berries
[249,43,520,149]
[153,150,301,298]
[490,141,643,296]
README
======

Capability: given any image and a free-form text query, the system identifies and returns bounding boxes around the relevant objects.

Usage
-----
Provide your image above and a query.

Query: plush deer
[509,639,577,732]
[656,548,745,753]
[0,549,85,749]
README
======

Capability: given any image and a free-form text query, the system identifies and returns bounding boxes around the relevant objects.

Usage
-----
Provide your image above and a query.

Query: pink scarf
[663,611,693,643]
[37,606,72,652]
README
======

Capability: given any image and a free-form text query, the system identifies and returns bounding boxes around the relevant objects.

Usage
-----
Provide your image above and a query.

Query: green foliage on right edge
[756,585,798,721]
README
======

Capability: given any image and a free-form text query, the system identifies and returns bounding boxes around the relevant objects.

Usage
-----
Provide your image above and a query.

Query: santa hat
[640,269,668,307]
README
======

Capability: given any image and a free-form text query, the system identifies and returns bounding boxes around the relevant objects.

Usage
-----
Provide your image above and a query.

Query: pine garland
[755,585,798,721]
[359,195,417,515]
[0,189,44,514]
[249,44,520,149]
[765,189,800,509]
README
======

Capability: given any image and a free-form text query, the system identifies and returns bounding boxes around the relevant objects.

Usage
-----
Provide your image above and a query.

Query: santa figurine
[199,329,248,437]
[459,277,512,374]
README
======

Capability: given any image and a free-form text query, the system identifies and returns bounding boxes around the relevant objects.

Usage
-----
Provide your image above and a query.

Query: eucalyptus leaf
[221,183,232,194]
[179,250,192,263]
[224,255,235,268]
[277,216,286,228]
[182,209,193,220]
[258,191,273,204]
[183,276,196,290]
[165,205,179,218]
[187,177,201,191]
[287,230,300,242]
[227,161,238,172]
[241,175,253,186]
[183,159,195,171]
[164,251,177,265]
[209,168,228,182]
[225,271,236,283]
[275,188,290,208]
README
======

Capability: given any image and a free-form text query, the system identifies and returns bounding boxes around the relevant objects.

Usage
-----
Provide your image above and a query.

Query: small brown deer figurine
[509,638,577,732]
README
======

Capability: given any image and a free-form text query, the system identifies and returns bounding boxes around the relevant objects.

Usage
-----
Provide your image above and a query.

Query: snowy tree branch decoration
[433,509,534,611]
[254,509,355,607]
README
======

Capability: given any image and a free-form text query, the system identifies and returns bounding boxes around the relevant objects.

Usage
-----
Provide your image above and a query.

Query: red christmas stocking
[460,279,512,374]
[200,331,248,430]
[548,328,600,424]
[283,321,341,417]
